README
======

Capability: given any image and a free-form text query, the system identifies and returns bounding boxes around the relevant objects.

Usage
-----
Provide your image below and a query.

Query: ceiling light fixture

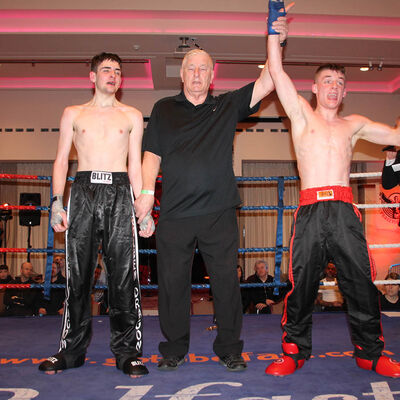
[360,67,369,72]
[174,36,204,55]
[175,36,191,53]
[377,61,383,71]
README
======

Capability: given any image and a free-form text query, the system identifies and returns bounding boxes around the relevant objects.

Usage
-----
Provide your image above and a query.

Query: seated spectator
[237,265,244,283]
[380,272,400,311]
[0,264,13,315]
[381,120,400,190]
[316,262,345,312]
[0,264,13,284]
[242,260,277,314]
[4,261,40,316]
[0,220,3,248]
[37,260,66,316]
[53,255,66,277]
[92,263,108,315]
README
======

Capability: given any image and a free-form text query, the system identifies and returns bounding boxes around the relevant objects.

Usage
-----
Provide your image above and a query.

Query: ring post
[43,178,55,299]
[273,177,285,295]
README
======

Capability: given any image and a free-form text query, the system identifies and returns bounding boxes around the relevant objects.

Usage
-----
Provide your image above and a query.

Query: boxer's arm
[267,23,305,126]
[127,110,155,237]
[250,17,288,107]
[51,107,75,232]
[134,151,161,223]
[127,108,144,199]
[250,3,293,108]
[351,115,400,147]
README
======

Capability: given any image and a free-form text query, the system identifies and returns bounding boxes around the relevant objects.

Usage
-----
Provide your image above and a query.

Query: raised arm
[267,3,305,126]
[250,3,293,108]
[351,115,400,147]
[51,106,75,232]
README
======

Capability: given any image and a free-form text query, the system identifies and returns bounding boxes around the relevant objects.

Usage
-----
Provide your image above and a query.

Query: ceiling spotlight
[258,64,265,69]
[360,67,369,72]
[368,60,374,71]
[174,37,204,56]
[175,37,191,53]
[377,61,383,71]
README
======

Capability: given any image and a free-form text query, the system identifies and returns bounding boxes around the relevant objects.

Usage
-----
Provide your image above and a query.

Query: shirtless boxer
[39,52,154,378]
[265,0,400,378]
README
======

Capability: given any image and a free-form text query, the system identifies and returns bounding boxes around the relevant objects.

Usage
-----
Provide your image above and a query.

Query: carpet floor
[1,312,399,400]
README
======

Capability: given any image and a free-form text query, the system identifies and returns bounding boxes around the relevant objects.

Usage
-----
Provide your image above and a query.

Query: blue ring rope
[3,174,297,297]
[2,247,290,254]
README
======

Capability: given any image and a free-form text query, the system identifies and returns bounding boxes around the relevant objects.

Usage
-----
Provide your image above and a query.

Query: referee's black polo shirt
[143,81,260,221]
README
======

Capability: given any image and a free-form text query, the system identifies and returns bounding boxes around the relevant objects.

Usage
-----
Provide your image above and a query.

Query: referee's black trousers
[156,207,243,358]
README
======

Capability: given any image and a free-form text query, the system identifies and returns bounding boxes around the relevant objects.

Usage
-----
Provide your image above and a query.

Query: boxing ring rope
[1,171,400,296]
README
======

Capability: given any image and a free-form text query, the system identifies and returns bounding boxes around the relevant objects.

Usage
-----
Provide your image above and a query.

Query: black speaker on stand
[19,193,41,262]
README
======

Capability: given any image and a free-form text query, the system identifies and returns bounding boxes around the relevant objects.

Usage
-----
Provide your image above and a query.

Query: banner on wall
[379,188,400,227]
[366,182,400,279]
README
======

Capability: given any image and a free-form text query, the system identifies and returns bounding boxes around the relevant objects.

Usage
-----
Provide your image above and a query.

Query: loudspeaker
[19,193,41,226]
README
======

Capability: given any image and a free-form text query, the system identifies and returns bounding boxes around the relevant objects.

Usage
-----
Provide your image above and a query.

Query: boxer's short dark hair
[91,52,122,72]
[315,64,346,80]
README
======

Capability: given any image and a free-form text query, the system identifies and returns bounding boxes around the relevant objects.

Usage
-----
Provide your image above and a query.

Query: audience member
[37,260,66,316]
[53,255,66,276]
[0,264,13,315]
[381,118,400,190]
[380,272,400,311]
[243,260,276,314]
[92,263,108,315]
[0,220,4,248]
[4,261,40,316]
[237,265,244,283]
[316,262,345,312]
[0,264,13,284]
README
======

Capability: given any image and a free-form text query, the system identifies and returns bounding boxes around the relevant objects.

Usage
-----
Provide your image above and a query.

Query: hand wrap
[50,195,64,228]
[268,0,286,35]
[140,213,155,233]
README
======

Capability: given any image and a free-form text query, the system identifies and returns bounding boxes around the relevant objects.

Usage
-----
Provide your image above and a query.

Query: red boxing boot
[265,343,305,376]
[356,356,400,378]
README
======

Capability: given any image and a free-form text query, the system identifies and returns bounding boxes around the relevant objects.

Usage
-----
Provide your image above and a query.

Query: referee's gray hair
[181,49,214,69]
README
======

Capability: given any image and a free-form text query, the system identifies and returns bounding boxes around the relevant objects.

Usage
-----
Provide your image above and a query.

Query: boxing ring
[0,172,400,400]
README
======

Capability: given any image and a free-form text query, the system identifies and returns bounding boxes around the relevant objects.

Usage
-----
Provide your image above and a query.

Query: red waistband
[299,186,353,206]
